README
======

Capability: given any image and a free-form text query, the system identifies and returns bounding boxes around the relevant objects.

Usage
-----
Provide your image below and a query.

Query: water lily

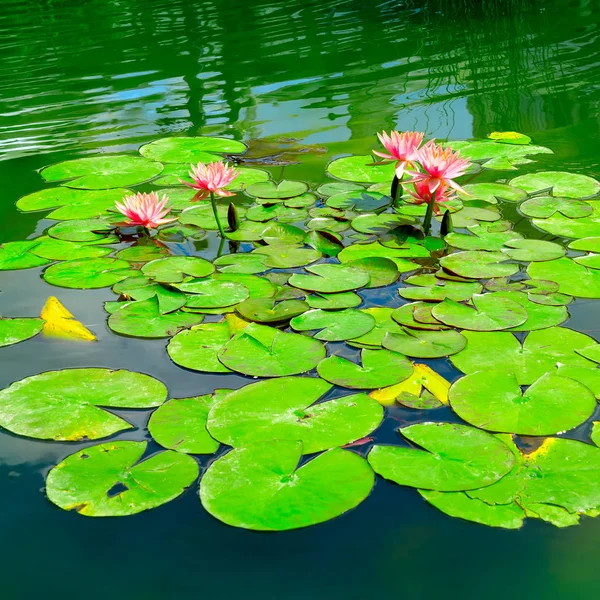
[408,181,455,215]
[182,161,238,200]
[373,130,424,178]
[407,140,471,195]
[115,192,176,229]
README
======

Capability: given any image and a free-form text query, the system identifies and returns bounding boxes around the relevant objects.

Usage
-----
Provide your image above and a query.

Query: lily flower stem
[210,191,226,238]
[423,190,437,235]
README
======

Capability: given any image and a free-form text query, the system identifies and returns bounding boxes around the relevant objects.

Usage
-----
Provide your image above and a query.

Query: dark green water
[1,0,600,597]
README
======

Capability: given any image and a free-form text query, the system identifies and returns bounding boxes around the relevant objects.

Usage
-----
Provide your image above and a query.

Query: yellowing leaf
[414,364,450,405]
[41,297,97,342]
[488,131,531,145]
[225,313,251,334]
[370,368,420,406]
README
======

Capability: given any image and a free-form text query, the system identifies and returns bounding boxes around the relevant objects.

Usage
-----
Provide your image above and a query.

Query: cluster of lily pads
[2,132,600,530]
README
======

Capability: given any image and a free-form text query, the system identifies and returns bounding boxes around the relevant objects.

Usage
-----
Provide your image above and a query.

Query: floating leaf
[245,180,308,199]
[115,245,170,263]
[41,296,96,341]
[431,294,527,331]
[0,317,43,348]
[445,229,520,252]
[528,257,600,298]
[306,291,362,310]
[139,136,246,162]
[413,363,451,405]
[0,241,51,270]
[200,441,374,531]
[569,237,600,252]
[338,241,428,267]
[347,307,405,347]
[532,201,600,239]
[44,258,135,289]
[46,441,198,516]
[113,276,186,313]
[501,238,565,262]
[327,191,390,212]
[237,297,309,323]
[345,257,399,288]
[488,131,531,145]
[289,263,370,293]
[459,183,527,204]
[29,237,112,261]
[141,256,214,283]
[168,322,232,373]
[177,278,249,309]
[368,423,515,491]
[148,396,220,454]
[519,196,593,219]
[509,171,600,198]
[41,155,163,189]
[382,329,466,358]
[392,302,450,331]
[317,182,364,196]
[218,323,325,377]
[0,368,167,441]
[253,244,321,269]
[214,253,268,274]
[47,218,116,243]
[492,291,568,331]
[290,308,375,341]
[450,327,597,385]
[207,377,383,452]
[304,230,344,257]
[398,274,481,302]
[440,250,518,279]
[449,371,595,435]
[327,155,395,183]
[317,348,413,389]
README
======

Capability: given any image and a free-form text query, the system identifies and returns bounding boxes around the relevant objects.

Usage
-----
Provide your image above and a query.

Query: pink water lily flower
[408,181,455,215]
[373,130,424,178]
[407,140,471,195]
[182,161,239,200]
[115,192,176,229]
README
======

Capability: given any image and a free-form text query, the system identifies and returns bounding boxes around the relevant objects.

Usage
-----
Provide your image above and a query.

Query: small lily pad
[237,297,309,323]
[168,322,233,373]
[501,238,565,262]
[0,318,43,348]
[289,263,370,293]
[252,245,321,269]
[214,253,268,274]
[290,308,375,341]
[382,329,466,358]
[348,307,405,347]
[0,241,52,270]
[458,183,527,204]
[345,257,399,288]
[47,218,117,243]
[246,180,308,199]
[398,274,481,302]
[142,256,214,283]
[44,258,135,289]
[177,278,249,309]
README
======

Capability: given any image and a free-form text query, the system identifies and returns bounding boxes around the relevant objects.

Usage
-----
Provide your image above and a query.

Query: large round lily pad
[200,441,374,531]
[492,290,568,331]
[236,297,309,323]
[178,278,249,309]
[46,441,198,516]
[167,322,232,373]
[207,377,383,453]
[0,368,167,441]
[0,241,51,270]
[532,201,600,239]
[245,180,308,199]
[449,371,595,435]
[519,196,593,219]
[528,257,600,298]
[44,258,135,289]
[440,251,518,279]
[368,422,515,491]
[290,308,375,341]
[252,245,321,269]
[327,155,395,183]
[0,318,43,348]
[139,136,246,162]
[399,274,481,302]
[142,256,214,283]
[458,183,527,204]
[41,155,163,189]
[382,329,466,358]
[289,263,370,293]
[218,323,325,377]
[509,171,600,198]
[148,395,220,454]
[47,218,117,243]
[317,348,413,389]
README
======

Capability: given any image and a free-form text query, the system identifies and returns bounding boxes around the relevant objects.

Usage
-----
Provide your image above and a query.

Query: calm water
[1,0,600,598]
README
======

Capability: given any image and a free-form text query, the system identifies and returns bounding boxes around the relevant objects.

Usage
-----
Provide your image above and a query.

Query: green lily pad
[450,327,597,385]
[218,323,325,377]
[46,441,198,516]
[148,395,220,454]
[108,296,204,338]
[176,278,249,309]
[306,292,362,310]
[351,213,405,235]
[0,241,52,270]
[555,365,600,399]
[179,204,233,230]
[167,322,232,373]
[252,245,321,269]
[212,273,275,299]
[449,371,595,435]
[200,441,374,531]
[392,302,449,331]
[29,237,113,261]
[0,318,43,348]
[528,257,600,298]
[289,264,370,293]
[44,258,135,289]
[245,180,308,199]
[574,253,600,269]
[440,251,518,279]
[207,377,383,452]
[431,294,528,331]
[115,245,170,263]
[569,237,600,252]
[306,217,350,234]
[327,191,390,212]
[398,274,481,302]
[139,136,246,162]
[449,139,552,166]
[458,183,527,204]
[41,155,163,189]
[237,297,309,323]
[0,368,167,441]
[509,171,600,198]
[368,422,515,491]
[445,229,521,252]
[214,253,268,274]
[246,204,306,223]
[327,155,395,183]
[501,238,565,261]
[445,206,501,228]
[382,329,466,358]
[317,348,413,389]
[113,276,186,313]
[304,230,344,257]
[347,307,405,347]
[532,201,600,238]
[492,291,568,331]
[419,490,524,529]
[317,182,364,196]
[338,241,428,268]
[47,218,117,243]
[141,256,214,283]
[260,222,306,245]
[519,196,593,219]
[290,308,375,341]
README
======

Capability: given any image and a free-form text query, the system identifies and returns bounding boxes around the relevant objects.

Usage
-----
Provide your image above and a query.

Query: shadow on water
[1,0,600,598]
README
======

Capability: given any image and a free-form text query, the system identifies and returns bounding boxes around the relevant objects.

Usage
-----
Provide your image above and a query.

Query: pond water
[1,0,600,598]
